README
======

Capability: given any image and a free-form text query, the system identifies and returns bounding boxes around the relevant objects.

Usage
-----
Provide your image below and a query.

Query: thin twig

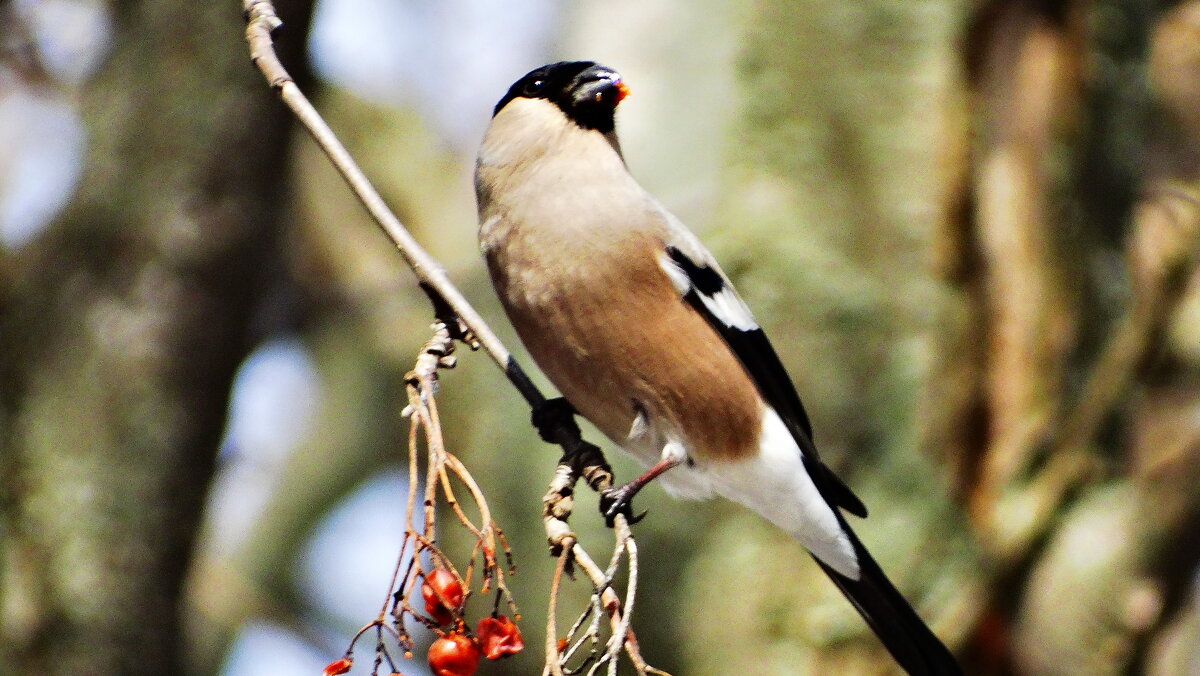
[244,0,535,403]
[545,542,573,676]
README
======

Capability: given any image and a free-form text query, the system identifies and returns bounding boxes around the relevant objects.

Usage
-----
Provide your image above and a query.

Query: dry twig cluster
[322,325,519,676]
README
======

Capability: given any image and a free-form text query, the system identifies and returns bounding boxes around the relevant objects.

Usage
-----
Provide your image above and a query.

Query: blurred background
[2,0,1199,674]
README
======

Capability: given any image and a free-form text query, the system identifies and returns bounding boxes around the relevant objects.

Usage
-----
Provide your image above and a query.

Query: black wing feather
[665,247,813,439]
[665,246,960,674]
[665,246,866,517]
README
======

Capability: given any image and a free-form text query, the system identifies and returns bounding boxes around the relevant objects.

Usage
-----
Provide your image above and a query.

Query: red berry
[425,601,453,626]
[428,633,481,676]
[476,615,524,659]
[421,569,464,625]
[322,657,353,675]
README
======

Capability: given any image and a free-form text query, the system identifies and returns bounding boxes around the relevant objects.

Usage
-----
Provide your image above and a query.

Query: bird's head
[493,61,629,133]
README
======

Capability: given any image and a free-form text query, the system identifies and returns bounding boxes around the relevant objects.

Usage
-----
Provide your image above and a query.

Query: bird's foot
[598,456,684,527]
[599,481,649,527]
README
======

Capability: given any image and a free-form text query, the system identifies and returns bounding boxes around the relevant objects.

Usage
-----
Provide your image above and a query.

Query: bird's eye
[523,79,545,96]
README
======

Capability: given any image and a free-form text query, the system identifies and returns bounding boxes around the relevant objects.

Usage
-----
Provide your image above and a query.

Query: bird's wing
[658,229,868,518]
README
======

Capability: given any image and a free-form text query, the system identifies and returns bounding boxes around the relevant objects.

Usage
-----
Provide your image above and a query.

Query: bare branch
[244,0,536,403]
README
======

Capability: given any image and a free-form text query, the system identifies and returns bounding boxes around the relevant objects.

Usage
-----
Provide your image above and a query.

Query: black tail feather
[814,520,962,676]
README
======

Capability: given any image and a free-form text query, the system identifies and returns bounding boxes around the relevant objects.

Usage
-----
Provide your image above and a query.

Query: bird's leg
[531,397,580,445]
[599,456,683,527]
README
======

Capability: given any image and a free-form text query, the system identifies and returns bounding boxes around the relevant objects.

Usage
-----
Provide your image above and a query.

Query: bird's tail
[813,517,962,676]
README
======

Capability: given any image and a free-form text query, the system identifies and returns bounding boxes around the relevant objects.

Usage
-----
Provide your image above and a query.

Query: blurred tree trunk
[954,0,1085,525]
[685,0,1200,674]
[0,1,313,673]
[935,0,1200,673]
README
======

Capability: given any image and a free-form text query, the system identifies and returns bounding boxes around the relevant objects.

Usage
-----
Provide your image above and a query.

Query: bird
[475,60,961,675]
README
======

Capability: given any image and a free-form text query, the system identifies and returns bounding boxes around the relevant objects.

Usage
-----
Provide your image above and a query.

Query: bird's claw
[599,483,648,527]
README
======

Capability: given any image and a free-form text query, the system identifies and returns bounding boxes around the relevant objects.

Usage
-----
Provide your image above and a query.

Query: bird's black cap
[493,61,628,133]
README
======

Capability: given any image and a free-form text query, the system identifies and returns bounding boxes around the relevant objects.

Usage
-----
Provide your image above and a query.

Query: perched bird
[475,61,960,675]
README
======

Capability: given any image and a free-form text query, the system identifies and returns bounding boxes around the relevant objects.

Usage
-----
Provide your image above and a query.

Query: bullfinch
[475,61,960,675]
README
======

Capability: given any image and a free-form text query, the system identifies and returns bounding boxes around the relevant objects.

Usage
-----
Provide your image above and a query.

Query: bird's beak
[573,68,630,109]
[614,80,631,104]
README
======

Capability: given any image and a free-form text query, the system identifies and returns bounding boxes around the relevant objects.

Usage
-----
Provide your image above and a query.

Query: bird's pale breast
[487,227,763,464]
